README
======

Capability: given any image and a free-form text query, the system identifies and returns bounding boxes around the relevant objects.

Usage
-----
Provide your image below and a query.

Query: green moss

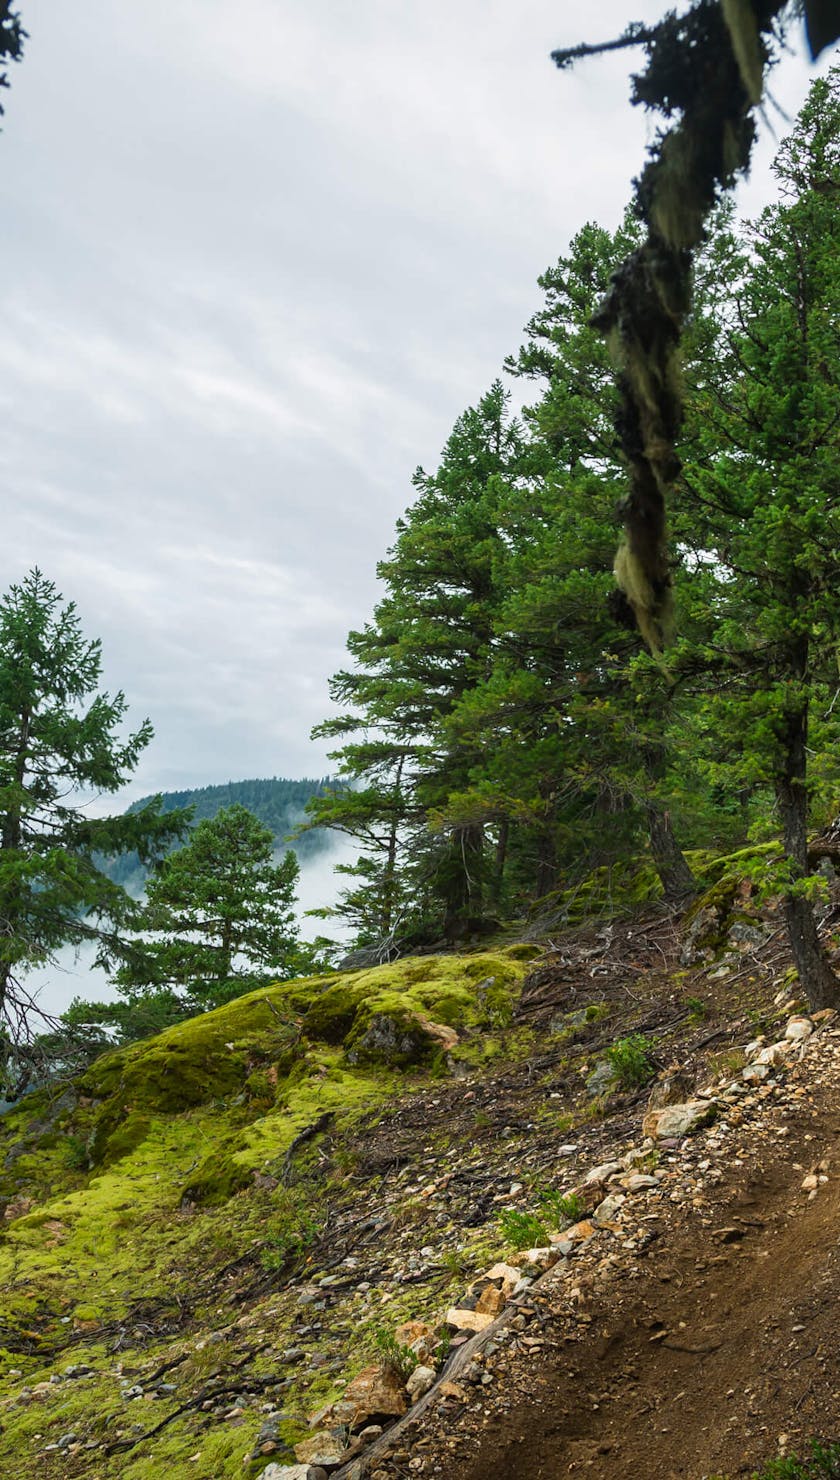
[0,950,537,1478]
[302,981,366,1043]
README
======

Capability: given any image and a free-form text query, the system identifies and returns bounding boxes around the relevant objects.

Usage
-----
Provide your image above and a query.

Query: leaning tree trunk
[776,702,840,1011]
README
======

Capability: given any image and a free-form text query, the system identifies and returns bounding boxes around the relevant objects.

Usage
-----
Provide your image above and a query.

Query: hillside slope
[102,775,337,894]
[1,880,839,1479]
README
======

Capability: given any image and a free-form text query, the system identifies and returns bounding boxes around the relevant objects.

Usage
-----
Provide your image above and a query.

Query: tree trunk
[776,701,840,1011]
[442,823,484,938]
[645,803,696,901]
[489,819,509,911]
[534,826,558,900]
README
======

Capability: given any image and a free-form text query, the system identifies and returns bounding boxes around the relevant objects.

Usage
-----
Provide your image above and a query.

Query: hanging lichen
[553,0,840,651]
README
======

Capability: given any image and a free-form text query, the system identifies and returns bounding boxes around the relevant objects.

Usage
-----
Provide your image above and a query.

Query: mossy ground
[0,949,538,1477]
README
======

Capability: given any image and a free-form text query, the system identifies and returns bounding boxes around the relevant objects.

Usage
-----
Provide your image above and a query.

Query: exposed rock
[480,1262,522,1294]
[624,1173,661,1192]
[446,1308,495,1333]
[585,1061,617,1097]
[756,1042,790,1066]
[647,1068,695,1108]
[594,1193,626,1222]
[415,1017,459,1052]
[584,1160,623,1185]
[785,1016,813,1042]
[295,1431,348,1467]
[338,1365,408,1426]
[475,1284,506,1316]
[406,1365,436,1401]
[642,1100,717,1140]
[261,1466,326,1480]
[347,1014,436,1067]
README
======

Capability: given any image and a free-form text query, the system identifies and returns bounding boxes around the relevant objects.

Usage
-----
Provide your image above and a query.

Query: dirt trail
[371,1029,840,1480]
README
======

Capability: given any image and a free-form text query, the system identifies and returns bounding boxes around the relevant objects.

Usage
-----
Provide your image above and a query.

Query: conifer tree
[113,803,300,1011]
[678,72,840,1006]
[0,570,187,1086]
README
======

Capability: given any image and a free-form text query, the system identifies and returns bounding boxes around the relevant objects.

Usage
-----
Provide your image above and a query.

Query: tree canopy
[0,570,188,1090]
[311,70,840,1011]
[112,803,301,1016]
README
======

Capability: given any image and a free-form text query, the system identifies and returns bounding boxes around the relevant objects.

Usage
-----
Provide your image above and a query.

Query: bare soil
[384,1044,840,1479]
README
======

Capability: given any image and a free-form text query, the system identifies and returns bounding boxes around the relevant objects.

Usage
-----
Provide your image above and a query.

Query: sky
[0,1,832,805]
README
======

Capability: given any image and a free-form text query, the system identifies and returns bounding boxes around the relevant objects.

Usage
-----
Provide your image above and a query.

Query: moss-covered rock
[345,1010,437,1067]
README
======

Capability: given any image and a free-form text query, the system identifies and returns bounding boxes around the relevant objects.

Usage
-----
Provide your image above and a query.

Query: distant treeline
[101,776,339,895]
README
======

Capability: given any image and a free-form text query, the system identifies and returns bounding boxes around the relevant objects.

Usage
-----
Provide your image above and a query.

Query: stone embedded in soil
[585,1161,623,1185]
[594,1193,626,1222]
[406,1365,436,1401]
[446,1308,495,1333]
[623,1173,660,1192]
[642,1100,718,1140]
[756,1042,790,1066]
[481,1263,522,1294]
[262,1466,328,1480]
[295,1430,349,1466]
[475,1284,507,1316]
[785,1016,813,1041]
[334,1365,408,1426]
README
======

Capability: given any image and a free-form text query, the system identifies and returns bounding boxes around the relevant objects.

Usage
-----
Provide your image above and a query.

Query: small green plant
[605,1033,656,1089]
[684,995,708,1021]
[711,1442,840,1480]
[62,1135,90,1170]
[258,1191,321,1271]
[372,1329,418,1384]
[497,1208,549,1249]
[547,1190,586,1227]
[440,1247,469,1278]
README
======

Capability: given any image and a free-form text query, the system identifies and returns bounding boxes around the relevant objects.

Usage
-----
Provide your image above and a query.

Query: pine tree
[678,72,840,1007]
[113,804,300,1011]
[0,570,187,1085]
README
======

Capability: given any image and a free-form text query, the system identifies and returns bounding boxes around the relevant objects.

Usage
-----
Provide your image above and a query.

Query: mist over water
[24,832,358,1019]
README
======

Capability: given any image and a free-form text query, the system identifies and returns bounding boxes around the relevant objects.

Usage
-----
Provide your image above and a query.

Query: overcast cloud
[0,1,830,801]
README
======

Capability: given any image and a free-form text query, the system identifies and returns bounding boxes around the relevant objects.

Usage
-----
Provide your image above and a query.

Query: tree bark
[489,819,509,911]
[776,700,840,1010]
[645,802,696,901]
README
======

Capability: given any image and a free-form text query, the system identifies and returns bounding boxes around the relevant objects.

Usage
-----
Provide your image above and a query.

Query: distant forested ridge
[101,776,338,895]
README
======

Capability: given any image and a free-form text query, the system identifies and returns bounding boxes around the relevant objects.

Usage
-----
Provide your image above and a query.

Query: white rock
[261,1466,322,1480]
[642,1100,718,1140]
[594,1193,626,1222]
[756,1042,790,1065]
[406,1365,436,1401]
[785,1017,813,1041]
[742,1063,770,1083]
[446,1308,495,1333]
[481,1263,523,1294]
[584,1161,623,1185]
[624,1173,661,1192]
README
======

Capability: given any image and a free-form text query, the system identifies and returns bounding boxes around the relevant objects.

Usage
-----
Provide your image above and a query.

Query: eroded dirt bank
[368,1026,840,1480]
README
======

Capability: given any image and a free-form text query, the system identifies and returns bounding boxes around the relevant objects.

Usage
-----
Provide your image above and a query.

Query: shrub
[497,1208,549,1249]
[712,1443,840,1480]
[605,1033,656,1089]
[372,1329,418,1384]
